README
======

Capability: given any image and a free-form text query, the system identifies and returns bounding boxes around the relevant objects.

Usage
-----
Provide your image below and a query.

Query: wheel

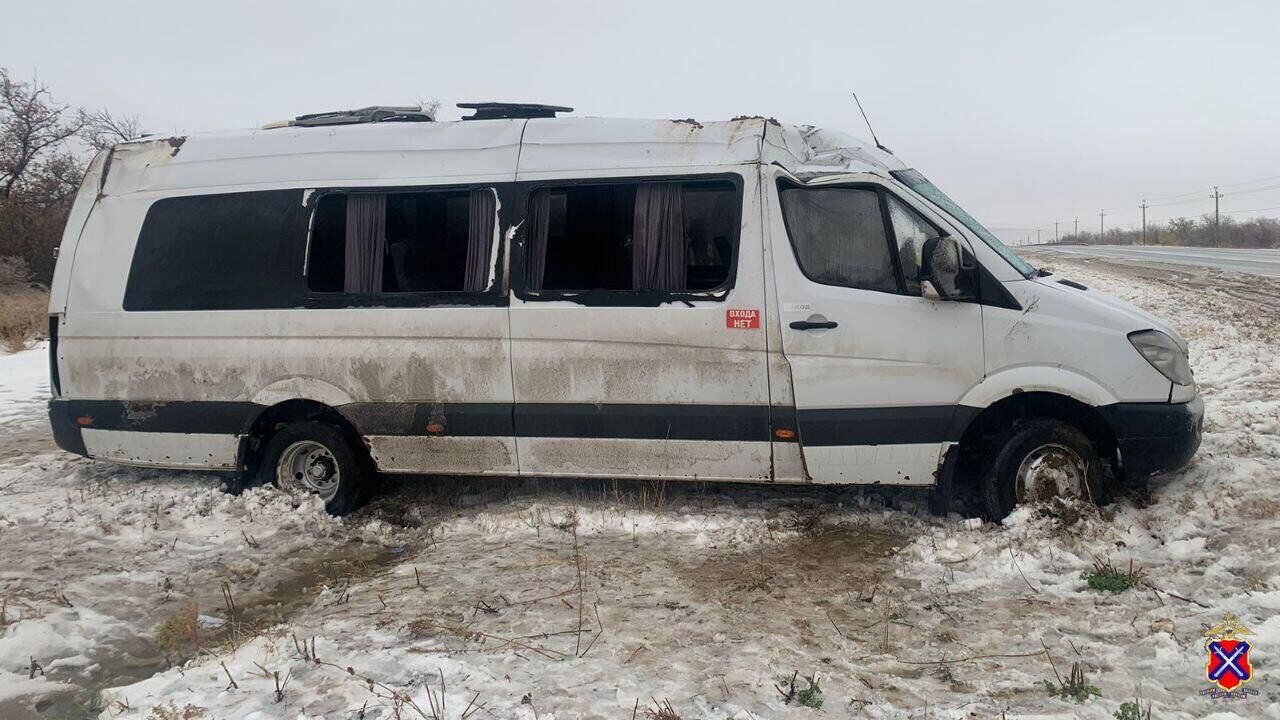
[980,418,1103,520]
[258,422,369,515]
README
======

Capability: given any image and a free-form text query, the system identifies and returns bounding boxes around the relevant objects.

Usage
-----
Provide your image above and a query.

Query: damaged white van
[47,103,1202,517]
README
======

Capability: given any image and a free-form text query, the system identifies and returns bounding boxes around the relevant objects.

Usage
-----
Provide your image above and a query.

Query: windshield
[891,168,1036,278]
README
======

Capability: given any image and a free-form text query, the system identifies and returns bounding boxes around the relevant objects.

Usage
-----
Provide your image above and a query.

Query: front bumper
[1099,395,1203,481]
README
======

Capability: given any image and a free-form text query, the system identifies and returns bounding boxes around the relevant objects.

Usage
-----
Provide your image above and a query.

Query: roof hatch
[265,106,435,129]
[458,102,573,120]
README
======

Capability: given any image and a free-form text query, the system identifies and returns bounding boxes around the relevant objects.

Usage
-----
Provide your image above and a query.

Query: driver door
[766,173,984,485]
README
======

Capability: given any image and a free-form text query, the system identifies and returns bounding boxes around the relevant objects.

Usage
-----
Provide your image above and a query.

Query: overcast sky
[5,0,1278,244]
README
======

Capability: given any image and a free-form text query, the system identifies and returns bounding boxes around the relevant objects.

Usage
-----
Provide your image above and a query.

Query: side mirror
[920,235,976,301]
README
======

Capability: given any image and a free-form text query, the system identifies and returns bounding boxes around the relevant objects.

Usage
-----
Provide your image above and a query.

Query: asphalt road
[1026,244,1280,278]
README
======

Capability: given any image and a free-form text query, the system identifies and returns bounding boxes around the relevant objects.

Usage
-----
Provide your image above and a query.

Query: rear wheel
[259,422,369,515]
[980,418,1102,520]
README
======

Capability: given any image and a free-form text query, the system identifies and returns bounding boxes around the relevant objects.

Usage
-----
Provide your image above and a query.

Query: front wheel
[980,418,1103,520]
[259,422,369,515]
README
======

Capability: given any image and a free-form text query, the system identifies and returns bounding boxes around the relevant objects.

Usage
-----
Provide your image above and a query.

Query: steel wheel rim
[276,440,340,502]
[1015,442,1086,503]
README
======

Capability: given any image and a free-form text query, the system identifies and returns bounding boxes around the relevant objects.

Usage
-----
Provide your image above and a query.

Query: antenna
[852,92,891,153]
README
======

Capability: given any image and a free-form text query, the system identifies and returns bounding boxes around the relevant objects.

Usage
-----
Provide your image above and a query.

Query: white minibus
[47,104,1201,517]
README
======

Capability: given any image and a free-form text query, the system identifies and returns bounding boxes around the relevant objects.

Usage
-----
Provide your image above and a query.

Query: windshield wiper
[1034,268,1053,277]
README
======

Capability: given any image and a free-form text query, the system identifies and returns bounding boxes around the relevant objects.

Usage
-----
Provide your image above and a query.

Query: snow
[0,255,1277,718]
[0,342,49,423]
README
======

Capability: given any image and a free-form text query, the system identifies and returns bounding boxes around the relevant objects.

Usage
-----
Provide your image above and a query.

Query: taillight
[48,315,61,397]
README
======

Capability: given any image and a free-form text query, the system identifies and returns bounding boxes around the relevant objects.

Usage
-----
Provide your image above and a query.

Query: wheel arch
[250,378,356,408]
[236,398,367,476]
[953,391,1119,470]
[952,366,1123,465]
[958,366,1120,410]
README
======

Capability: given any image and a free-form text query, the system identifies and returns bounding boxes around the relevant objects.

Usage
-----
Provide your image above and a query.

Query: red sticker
[726,308,760,329]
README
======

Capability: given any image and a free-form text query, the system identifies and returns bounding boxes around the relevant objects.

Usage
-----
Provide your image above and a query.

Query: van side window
[779,187,898,294]
[124,190,307,311]
[524,179,737,294]
[307,188,497,294]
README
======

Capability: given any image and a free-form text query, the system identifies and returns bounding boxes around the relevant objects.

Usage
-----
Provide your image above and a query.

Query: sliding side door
[507,170,773,481]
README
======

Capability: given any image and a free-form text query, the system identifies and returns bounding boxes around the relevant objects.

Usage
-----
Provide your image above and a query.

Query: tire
[980,418,1103,520]
[258,422,370,516]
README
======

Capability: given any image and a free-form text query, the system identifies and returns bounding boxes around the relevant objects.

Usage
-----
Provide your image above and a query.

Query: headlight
[1128,330,1193,386]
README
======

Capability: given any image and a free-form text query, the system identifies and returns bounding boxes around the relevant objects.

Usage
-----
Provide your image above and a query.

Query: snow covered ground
[0,254,1276,719]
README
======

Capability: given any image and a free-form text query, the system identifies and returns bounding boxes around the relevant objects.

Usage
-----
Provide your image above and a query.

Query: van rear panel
[48,149,111,315]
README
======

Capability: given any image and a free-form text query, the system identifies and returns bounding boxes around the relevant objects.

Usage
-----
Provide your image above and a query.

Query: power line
[1143,187,1207,204]
[1048,182,1280,235]
[1219,174,1280,189]
[1223,183,1280,197]
[1143,173,1280,203]
[1147,195,1211,209]
[1221,203,1280,215]
[1137,181,1280,210]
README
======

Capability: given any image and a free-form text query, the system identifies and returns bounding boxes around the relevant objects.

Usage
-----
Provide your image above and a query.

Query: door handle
[789,319,838,331]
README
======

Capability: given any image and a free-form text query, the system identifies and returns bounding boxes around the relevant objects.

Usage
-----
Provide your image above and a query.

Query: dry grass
[0,286,47,352]
[154,602,203,659]
[146,703,206,720]
[640,699,683,720]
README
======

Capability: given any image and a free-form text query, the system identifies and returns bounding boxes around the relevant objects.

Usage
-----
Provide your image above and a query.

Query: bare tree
[0,69,85,199]
[81,107,144,151]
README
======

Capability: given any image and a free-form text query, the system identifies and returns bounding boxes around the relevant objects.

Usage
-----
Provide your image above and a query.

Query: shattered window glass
[892,168,1035,277]
[779,186,899,294]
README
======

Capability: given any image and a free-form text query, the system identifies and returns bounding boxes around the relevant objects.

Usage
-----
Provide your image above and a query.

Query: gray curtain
[464,188,496,292]
[344,194,387,293]
[632,183,686,291]
[525,189,551,291]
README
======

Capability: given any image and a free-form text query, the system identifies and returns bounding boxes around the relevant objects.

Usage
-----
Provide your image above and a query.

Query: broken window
[779,186,898,294]
[307,188,497,294]
[524,178,738,294]
[886,195,941,296]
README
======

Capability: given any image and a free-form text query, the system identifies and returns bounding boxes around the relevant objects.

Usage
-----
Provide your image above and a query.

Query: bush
[0,285,47,352]
[154,602,203,658]
[0,256,32,286]
[796,678,824,709]
[1115,700,1152,720]
[1083,557,1146,593]
[1043,662,1101,703]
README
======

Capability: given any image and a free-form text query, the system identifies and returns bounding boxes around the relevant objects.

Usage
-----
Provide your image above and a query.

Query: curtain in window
[344,194,387,293]
[632,183,686,291]
[525,189,551,291]
[464,188,497,292]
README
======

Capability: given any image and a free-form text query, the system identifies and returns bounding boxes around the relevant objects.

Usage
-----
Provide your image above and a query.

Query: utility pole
[1140,200,1148,245]
[1054,219,1059,244]
[1211,186,1222,246]
[1074,216,1079,240]
[1099,209,1106,240]
[1036,227,1041,245]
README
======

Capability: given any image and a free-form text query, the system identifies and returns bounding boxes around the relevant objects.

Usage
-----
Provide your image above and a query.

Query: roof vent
[458,102,573,120]
[275,106,435,129]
